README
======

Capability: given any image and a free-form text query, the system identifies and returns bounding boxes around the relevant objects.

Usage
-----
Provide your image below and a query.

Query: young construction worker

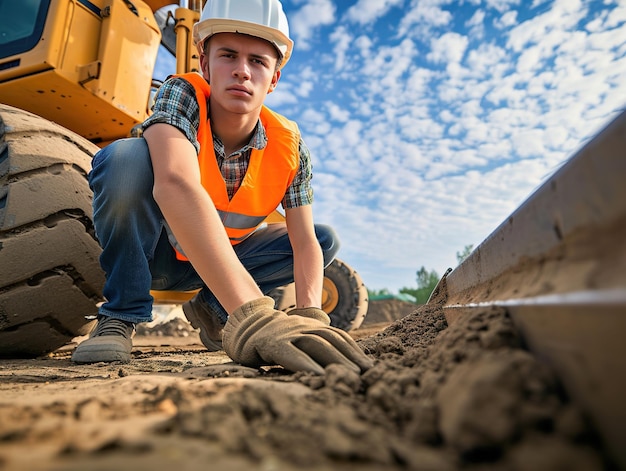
[71,0,372,375]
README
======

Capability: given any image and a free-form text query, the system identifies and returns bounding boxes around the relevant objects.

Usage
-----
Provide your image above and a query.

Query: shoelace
[93,317,135,337]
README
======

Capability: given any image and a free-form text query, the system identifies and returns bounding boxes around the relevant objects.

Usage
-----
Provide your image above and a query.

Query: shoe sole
[71,337,132,364]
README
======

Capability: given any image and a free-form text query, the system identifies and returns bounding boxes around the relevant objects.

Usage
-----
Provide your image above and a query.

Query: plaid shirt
[142,77,313,209]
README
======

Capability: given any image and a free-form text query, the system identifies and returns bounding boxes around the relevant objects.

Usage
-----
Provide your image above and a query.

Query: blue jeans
[89,138,340,324]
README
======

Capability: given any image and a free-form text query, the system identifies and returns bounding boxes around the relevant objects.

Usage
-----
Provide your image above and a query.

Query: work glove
[223,297,373,375]
[287,307,331,325]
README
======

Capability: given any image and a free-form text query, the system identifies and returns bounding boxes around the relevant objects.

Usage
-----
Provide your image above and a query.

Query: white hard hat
[193,0,294,69]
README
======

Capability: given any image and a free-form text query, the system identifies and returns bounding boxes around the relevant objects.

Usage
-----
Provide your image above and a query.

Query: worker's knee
[90,138,154,201]
[315,224,340,266]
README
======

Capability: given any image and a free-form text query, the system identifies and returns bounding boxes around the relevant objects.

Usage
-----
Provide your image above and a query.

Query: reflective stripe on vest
[172,72,300,259]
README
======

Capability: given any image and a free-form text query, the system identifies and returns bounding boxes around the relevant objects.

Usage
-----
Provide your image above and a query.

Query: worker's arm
[143,123,263,314]
[285,204,324,308]
[144,123,371,375]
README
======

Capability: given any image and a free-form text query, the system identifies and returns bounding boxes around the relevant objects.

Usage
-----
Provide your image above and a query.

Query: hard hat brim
[194,19,293,68]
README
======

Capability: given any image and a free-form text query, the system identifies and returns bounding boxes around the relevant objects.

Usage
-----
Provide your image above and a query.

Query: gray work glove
[287,307,331,325]
[223,297,373,375]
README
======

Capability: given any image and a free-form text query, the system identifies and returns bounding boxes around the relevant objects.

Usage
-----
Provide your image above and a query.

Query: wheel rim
[321,276,339,313]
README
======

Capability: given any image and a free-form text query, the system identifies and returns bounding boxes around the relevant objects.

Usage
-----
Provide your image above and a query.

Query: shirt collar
[213,119,268,159]
[249,119,268,151]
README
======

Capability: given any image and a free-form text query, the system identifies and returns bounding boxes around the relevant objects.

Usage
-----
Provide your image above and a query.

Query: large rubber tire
[0,105,105,357]
[270,258,369,331]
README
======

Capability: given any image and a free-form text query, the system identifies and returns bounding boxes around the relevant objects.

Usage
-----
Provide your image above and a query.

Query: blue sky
[154,0,626,293]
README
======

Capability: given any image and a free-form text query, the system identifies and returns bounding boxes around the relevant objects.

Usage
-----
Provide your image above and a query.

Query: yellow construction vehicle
[0,0,368,357]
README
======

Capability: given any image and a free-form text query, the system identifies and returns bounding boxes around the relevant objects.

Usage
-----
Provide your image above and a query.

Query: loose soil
[0,301,612,471]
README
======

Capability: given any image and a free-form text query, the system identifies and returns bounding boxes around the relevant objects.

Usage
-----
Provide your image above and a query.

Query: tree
[370,244,473,305]
[456,244,474,264]
[367,287,392,298]
[399,266,440,304]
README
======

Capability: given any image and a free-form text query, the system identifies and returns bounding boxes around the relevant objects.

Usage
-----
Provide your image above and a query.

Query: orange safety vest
[172,72,300,259]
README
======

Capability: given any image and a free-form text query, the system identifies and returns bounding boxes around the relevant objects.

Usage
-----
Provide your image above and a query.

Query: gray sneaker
[71,316,135,364]
[182,294,225,351]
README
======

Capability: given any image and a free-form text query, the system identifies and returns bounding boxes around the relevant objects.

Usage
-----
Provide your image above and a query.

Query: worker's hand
[287,307,331,325]
[223,297,373,375]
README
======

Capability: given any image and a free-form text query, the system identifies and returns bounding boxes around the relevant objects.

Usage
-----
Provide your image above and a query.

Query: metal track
[430,110,626,469]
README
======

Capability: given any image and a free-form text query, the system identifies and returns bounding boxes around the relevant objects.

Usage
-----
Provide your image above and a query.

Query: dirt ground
[0,300,613,471]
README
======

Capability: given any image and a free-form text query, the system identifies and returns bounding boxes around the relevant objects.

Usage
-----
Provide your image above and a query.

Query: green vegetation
[368,288,392,297]
[456,244,474,264]
[367,244,474,305]
[396,266,438,304]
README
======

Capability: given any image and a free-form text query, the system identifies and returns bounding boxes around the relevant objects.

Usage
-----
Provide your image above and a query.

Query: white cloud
[264,83,297,107]
[507,0,587,52]
[329,26,352,72]
[606,3,626,27]
[465,42,509,77]
[344,0,404,25]
[516,44,543,74]
[398,1,454,37]
[466,9,486,38]
[289,0,336,49]
[354,34,374,54]
[325,102,351,122]
[427,32,469,64]
[493,10,518,29]
[397,116,445,140]
[484,0,520,13]
[357,38,419,98]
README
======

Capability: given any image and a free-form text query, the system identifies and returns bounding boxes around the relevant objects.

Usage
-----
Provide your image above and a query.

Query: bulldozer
[0,0,369,357]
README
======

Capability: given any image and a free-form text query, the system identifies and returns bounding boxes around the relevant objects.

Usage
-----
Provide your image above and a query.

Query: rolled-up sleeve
[141,78,202,154]
[282,139,314,209]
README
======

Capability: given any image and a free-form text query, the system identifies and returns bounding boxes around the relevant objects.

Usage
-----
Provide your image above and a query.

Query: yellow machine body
[0,0,198,145]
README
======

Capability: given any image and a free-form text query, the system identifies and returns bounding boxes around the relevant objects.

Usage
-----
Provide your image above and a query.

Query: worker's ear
[268,70,281,94]
[200,53,210,83]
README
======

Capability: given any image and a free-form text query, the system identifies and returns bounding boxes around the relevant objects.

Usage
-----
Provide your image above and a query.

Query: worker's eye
[251,57,270,68]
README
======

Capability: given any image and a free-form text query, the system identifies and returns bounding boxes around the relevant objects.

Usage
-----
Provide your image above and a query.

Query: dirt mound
[0,304,611,470]
[161,304,605,469]
[363,298,418,324]
[136,317,198,337]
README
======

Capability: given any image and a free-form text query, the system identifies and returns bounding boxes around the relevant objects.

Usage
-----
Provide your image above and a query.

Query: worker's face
[201,33,281,117]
